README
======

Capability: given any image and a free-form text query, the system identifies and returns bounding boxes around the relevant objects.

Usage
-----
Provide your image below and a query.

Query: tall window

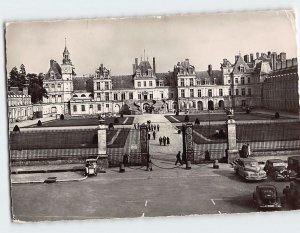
[97,104,101,111]
[97,82,100,90]
[161,93,164,99]
[81,105,85,112]
[208,89,212,97]
[144,81,146,87]
[150,94,153,99]
[241,77,245,85]
[121,93,125,100]
[105,82,109,90]
[51,84,55,89]
[248,88,251,96]
[114,93,118,100]
[57,84,61,90]
[197,80,201,85]
[181,89,185,98]
[198,89,202,97]
[235,78,238,84]
[248,77,251,84]
[105,92,109,101]
[138,81,141,87]
[180,79,184,87]
[138,94,141,99]
[242,88,245,96]
[240,66,244,72]
[190,89,194,97]
[129,92,133,99]
[219,89,223,96]
[73,105,77,112]
[190,78,194,86]
[235,89,239,96]
[97,93,101,99]
[229,89,232,96]
[149,81,153,87]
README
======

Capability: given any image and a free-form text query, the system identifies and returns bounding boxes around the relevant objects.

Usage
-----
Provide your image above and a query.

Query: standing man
[157,124,160,132]
[159,137,162,146]
[148,131,151,140]
[175,151,183,165]
[163,136,166,146]
[134,123,136,129]
[153,131,156,140]
[166,137,170,145]
[154,124,156,131]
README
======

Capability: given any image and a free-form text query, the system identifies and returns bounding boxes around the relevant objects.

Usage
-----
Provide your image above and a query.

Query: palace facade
[13,45,298,120]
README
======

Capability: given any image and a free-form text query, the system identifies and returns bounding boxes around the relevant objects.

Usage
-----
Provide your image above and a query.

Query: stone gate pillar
[97,120,108,171]
[185,123,194,163]
[140,124,149,166]
[226,117,239,163]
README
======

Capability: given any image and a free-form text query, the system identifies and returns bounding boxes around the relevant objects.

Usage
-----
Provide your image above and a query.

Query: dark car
[253,185,282,210]
[284,179,300,209]
[264,159,288,181]
[287,156,300,179]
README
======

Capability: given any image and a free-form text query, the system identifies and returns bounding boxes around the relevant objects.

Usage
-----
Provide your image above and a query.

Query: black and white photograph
[4,6,300,227]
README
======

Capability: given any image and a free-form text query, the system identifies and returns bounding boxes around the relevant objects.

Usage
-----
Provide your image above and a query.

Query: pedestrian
[154,125,156,131]
[163,136,166,146]
[148,131,151,140]
[137,123,140,129]
[157,124,160,132]
[134,123,136,129]
[159,137,162,146]
[153,131,156,140]
[166,137,170,145]
[247,143,251,157]
[175,151,183,165]
[151,124,153,131]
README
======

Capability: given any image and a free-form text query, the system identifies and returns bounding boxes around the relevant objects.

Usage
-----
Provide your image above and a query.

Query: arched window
[81,94,86,97]
[73,94,78,98]
[73,105,77,112]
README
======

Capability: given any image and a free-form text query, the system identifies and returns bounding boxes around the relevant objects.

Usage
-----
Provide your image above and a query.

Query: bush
[120,113,124,118]
[195,118,200,125]
[13,125,20,132]
[109,123,114,129]
[37,120,42,127]
[184,115,189,122]
[114,118,119,124]
[246,108,251,114]
[60,114,64,120]
[175,110,179,116]
[275,112,280,119]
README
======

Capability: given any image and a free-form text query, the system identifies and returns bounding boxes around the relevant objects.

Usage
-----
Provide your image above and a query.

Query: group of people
[159,136,170,146]
[240,143,251,158]
[133,123,140,129]
[146,120,160,141]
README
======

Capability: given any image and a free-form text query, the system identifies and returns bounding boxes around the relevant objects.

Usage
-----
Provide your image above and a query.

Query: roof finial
[65,37,67,47]
[144,49,145,61]
[238,50,241,56]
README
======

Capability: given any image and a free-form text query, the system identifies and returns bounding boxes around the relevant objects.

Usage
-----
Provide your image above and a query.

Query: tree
[13,125,20,132]
[27,73,47,103]
[114,118,119,124]
[60,114,64,120]
[37,120,42,127]
[195,118,200,125]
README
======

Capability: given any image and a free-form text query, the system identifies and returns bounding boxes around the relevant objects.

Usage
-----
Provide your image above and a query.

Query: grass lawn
[178,122,300,144]
[30,116,134,127]
[165,112,290,123]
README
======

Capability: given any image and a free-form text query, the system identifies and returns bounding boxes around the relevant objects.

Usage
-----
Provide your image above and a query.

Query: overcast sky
[5,10,297,76]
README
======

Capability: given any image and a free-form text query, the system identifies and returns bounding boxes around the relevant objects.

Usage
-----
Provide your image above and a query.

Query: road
[11,163,290,221]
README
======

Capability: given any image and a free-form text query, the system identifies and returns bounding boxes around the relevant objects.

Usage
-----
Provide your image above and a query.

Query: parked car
[264,159,289,181]
[287,156,300,179]
[233,158,267,181]
[253,185,282,210]
[284,178,300,209]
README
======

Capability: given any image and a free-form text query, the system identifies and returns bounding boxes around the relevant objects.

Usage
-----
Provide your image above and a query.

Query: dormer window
[240,65,245,72]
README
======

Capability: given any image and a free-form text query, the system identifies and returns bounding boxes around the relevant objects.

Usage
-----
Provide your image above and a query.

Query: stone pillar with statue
[226,110,239,163]
[97,117,108,171]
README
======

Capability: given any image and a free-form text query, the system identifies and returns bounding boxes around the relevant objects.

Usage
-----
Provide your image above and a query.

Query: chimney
[250,53,254,62]
[23,86,28,95]
[208,64,212,76]
[244,55,249,63]
[256,52,259,59]
[153,57,156,74]
[133,64,136,74]
[135,58,138,67]
[267,51,271,58]
[271,53,277,70]
[280,52,286,62]
[10,87,19,95]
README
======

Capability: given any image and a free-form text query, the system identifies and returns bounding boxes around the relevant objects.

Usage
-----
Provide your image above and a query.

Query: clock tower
[61,39,74,103]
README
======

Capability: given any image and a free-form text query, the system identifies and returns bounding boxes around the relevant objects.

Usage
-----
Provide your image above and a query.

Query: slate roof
[195,70,223,85]
[73,76,93,92]
[232,55,252,74]
[155,72,173,86]
[111,75,134,89]
[44,60,62,80]
[137,60,152,74]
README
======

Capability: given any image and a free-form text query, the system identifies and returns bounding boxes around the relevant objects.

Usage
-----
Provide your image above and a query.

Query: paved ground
[11,162,292,221]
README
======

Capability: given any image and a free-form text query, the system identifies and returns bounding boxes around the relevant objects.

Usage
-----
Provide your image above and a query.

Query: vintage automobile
[84,158,98,176]
[264,159,289,181]
[284,178,300,209]
[233,158,267,181]
[253,185,282,210]
[287,156,300,179]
